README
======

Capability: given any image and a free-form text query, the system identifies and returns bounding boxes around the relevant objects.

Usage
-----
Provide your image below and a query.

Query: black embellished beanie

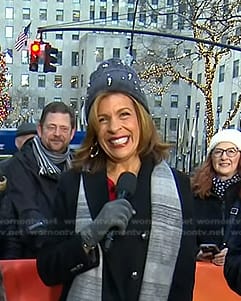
[85,58,149,121]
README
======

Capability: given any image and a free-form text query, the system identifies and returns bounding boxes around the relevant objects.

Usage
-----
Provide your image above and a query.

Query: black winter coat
[223,184,241,295]
[0,141,62,259]
[37,158,197,301]
[195,182,241,250]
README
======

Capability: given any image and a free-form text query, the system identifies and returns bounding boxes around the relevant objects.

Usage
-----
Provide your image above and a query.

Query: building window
[154,95,162,107]
[54,75,62,88]
[21,50,28,64]
[5,7,14,19]
[219,65,225,82]
[56,32,63,39]
[233,60,239,78]
[96,47,104,62]
[57,0,64,2]
[6,26,13,38]
[187,95,191,108]
[72,0,80,3]
[70,76,79,88]
[166,14,173,29]
[56,9,64,21]
[217,96,223,112]
[38,75,46,88]
[38,97,45,109]
[128,0,134,3]
[73,10,80,22]
[90,6,95,20]
[170,95,178,108]
[72,52,79,66]
[100,7,107,21]
[231,92,237,110]
[72,33,79,40]
[127,8,134,21]
[21,74,29,87]
[112,12,119,21]
[167,0,174,5]
[21,97,29,109]
[170,118,177,131]
[39,9,47,20]
[113,48,120,58]
[139,11,146,24]
[152,0,158,4]
[23,8,30,20]
[151,12,158,24]
[197,73,202,84]
[54,97,62,102]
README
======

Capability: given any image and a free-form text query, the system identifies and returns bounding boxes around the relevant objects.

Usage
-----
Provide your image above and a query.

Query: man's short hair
[39,101,76,129]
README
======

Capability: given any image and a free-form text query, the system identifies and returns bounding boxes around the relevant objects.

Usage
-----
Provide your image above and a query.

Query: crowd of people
[0,57,241,300]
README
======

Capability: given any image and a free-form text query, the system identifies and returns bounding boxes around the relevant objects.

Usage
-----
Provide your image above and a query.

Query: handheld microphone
[104,172,137,251]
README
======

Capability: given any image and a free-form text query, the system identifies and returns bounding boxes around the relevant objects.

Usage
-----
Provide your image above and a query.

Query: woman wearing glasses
[191,129,241,266]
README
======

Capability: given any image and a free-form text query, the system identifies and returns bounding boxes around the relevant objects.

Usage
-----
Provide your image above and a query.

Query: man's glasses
[212,147,240,158]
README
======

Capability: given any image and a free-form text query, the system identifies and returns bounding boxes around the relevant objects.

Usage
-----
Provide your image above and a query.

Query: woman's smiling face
[211,142,241,180]
[96,93,140,163]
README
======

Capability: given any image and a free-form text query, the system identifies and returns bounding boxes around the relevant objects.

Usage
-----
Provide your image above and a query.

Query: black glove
[80,198,135,249]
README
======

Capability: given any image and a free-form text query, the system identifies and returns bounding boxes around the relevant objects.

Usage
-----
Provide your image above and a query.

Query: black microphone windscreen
[116,172,137,199]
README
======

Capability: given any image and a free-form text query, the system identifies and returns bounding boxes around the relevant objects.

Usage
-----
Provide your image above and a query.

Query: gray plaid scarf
[67,161,182,301]
[32,136,72,179]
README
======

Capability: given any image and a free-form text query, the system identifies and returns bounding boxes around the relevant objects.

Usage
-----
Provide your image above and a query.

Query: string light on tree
[0,50,11,125]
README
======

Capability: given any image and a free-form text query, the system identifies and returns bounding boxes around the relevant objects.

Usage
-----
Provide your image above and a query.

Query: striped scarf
[67,161,182,301]
[32,136,72,178]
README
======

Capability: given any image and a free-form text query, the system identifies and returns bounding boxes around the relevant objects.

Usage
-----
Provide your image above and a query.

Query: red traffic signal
[29,41,41,72]
[44,43,58,73]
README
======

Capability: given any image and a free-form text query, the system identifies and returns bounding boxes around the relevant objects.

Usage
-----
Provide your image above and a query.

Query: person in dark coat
[191,129,241,266]
[36,58,197,301]
[0,122,37,196]
[0,101,76,259]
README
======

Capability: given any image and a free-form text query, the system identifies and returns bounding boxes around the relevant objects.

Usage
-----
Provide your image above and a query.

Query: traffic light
[44,43,58,73]
[29,41,41,72]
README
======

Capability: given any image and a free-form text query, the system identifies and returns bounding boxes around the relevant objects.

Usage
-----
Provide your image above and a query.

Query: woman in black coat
[37,58,197,301]
[192,129,241,266]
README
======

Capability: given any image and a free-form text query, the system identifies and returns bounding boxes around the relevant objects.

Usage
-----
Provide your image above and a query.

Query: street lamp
[127,0,140,65]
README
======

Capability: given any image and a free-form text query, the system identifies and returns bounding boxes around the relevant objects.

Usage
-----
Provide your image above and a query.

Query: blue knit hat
[85,58,149,121]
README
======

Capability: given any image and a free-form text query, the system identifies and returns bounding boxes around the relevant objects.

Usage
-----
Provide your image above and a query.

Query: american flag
[14,22,31,51]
